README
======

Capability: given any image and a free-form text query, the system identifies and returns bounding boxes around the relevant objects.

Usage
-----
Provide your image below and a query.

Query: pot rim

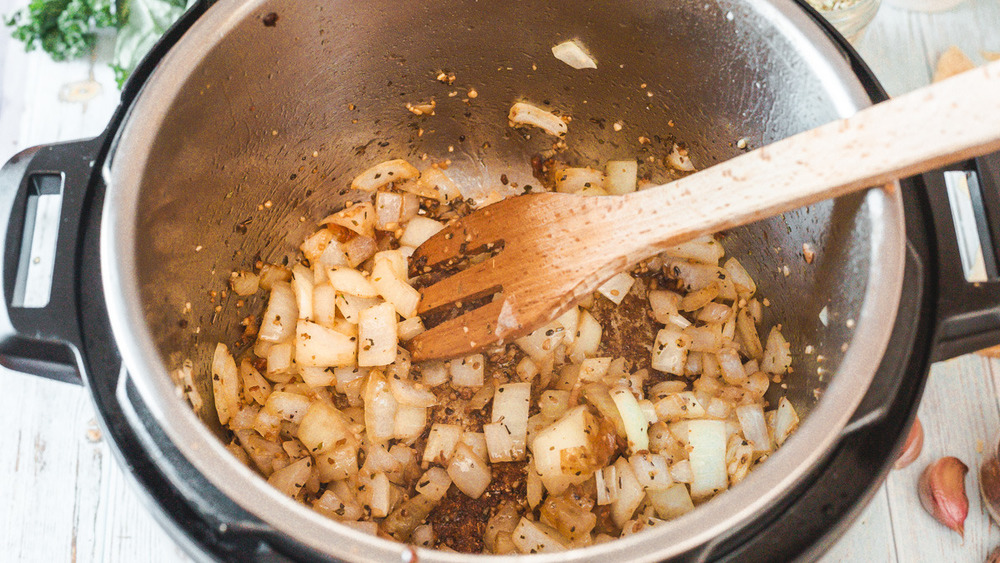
[100,0,905,560]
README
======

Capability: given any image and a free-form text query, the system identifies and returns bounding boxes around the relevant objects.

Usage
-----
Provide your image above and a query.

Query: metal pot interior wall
[133,0,872,435]
[106,0,899,559]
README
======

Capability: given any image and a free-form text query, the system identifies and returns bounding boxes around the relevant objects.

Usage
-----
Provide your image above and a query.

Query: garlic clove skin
[894,416,923,470]
[918,456,969,537]
[988,545,1000,563]
[980,454,1000,526]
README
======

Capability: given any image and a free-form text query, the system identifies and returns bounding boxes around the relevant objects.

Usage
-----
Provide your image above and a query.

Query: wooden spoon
[407,60,1000,361]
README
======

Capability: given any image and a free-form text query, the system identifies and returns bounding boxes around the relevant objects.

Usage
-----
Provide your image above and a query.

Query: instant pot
[3,0,1000,560]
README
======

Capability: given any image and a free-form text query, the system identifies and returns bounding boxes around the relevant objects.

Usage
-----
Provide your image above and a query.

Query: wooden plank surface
[1,0,1000,561]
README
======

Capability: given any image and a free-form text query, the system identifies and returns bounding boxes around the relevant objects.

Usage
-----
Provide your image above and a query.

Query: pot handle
[0,138,105,384]
[927,150,1000,361]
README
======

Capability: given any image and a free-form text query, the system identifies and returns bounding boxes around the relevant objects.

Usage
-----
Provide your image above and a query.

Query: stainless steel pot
[92,0,907,560]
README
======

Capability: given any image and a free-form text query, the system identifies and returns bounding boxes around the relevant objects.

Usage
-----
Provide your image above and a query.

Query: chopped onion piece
[291,264,314,321]
[399,167,463,202]
[515,320,565,362]
[666,143,696,171]
[393,404,427,443]
[570,310,602,362]
[516,356,540,382]
[554,167,605,194]
[509,101,568,137]
[654,391,707,422]
[447,442,492,498]
[761,327,792,375]
[724,257,757,298]
[423,423,463,466]
[259,282,297,343]
[597,272,635,305]
[605,160,638,195]
[300,366,335,388]
[490,382,530,460]
[311,283,337,328]
[343,234,378,267]
[664,236,725,265]
[298,401,355,454]
[551,39,597,69]
[335,294,380,324]
[314,488,363,521]
[389,376,437,407]
[267,457,312,499]
[415,466,452,501]
[321,202,376,237]
[357,302,397,366]
[230,270,260,296]
[449,354,485,387]
[629,453,673,490]
[399,216,445,248]
[595,464,618,505]
[736,403,771,453]
[211,343,240,425]
[717,348,747,385]
[578,357,613,381]
[371,251,420,318]
[773,397,800,446]
[296,320,357,367]
[327,268,378,298]
[651,328,692,375]
[512,518,568,554]
[419,361,448,387]
[648,290,690,328]
[396,316,425,341]
[610,386,649,454]
[611,457,645,527]
[363,370,397,443]
[647,483,695,520]
[351,159,419,192]
[686,420,729,500]
[368,472,393,517]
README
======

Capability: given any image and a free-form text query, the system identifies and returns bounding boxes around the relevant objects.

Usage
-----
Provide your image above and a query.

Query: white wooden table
[1,1,999,561]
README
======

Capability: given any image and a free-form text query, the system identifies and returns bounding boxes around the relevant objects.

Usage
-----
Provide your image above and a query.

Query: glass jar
[807,0,883,43]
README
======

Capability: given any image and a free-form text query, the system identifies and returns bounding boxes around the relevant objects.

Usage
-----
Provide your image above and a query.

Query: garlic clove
[918,456,969,537]
[894,416,923,470]
[980,454,1000,525]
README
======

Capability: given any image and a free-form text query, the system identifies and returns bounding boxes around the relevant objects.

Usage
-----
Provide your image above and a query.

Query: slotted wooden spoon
[407,60,1000,361]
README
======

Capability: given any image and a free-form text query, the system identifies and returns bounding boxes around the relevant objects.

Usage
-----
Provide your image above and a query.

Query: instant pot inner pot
[134,0,870,445]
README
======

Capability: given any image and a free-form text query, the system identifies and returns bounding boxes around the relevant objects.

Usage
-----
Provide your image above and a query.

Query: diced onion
[511,518,568,554]
[321,202,376,237]
[351,159,419,192]
[357,302,398,367]
[605,160,638,195]
[610,386,649,454]
[259,282,297,343]
[773,397,800,446]
[554,167,605,194]
[449,354,485,387]
[230,270,260,296]
[551,39,597,69]
[423,423,463,466]
[296,320,357,367]
[597,272,635,305]
[686,420,729,500]
[651,328,691,375]
[761,327,792,375]
[399,216,445,248]
[211,343,240,425]
[509,102,568,137]
[647,483,695,520]
[447,442,492,498]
